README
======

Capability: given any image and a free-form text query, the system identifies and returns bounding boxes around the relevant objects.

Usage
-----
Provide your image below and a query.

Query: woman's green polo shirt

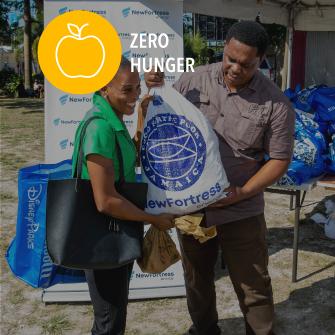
[72,93,136,182]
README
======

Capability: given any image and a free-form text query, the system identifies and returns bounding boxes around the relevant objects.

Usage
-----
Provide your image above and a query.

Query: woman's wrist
[142,213,158,226]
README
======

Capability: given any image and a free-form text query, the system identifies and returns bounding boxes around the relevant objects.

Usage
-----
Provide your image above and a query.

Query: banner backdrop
[43,0,185,301]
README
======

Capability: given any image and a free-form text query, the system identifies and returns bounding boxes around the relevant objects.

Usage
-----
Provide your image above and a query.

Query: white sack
[140,86,229,215]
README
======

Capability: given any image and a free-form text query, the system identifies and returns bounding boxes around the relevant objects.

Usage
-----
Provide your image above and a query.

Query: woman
[72,57,175,335]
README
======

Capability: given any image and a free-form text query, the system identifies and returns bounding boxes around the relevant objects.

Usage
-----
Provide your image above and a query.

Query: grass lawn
[1,97,334,335]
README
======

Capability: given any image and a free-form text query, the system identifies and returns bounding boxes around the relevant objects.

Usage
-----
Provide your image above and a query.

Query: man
[145,21,295,335]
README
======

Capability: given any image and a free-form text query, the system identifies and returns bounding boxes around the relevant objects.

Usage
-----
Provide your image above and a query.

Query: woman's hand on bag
[151,213,175,231]
[144,70,165,89]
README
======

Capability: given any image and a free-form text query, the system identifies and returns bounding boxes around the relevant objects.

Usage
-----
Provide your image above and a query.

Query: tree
[35,0,43,21]
[4,0,44,91]
[23,0,32,90]
[183,13,193,35]
[0,2,11,44]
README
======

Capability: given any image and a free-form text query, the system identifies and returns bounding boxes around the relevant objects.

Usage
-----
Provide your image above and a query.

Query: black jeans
[85,262,134,335]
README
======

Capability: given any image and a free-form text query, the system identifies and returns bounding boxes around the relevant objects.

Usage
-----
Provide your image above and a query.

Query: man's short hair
[226,21,269,56]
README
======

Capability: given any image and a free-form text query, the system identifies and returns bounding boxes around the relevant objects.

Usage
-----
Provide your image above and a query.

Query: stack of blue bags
[277,85,335,186]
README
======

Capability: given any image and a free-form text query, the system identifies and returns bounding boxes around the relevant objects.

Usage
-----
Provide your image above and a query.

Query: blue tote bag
[6,160,85,288]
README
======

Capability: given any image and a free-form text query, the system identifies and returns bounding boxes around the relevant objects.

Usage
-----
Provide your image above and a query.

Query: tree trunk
[23,0,32,91]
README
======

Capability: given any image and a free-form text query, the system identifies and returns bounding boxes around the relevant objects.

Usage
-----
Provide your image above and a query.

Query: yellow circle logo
[38,10,122,94]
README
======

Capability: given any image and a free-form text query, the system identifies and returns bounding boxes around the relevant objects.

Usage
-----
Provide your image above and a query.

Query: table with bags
[266,84,335,282]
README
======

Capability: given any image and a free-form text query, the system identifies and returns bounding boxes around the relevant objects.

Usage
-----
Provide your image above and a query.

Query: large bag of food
[140,86,229,215]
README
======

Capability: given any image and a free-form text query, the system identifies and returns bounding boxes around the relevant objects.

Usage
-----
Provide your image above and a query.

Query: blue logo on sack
[141,111,206,191]
[122,7,131,17]
[59,95,69,105]
[152,95,163,106]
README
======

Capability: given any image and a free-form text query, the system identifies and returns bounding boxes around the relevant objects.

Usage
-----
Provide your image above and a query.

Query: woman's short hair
[118,56,132,73]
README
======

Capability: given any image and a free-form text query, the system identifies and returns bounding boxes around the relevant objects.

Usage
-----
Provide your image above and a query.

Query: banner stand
[42,283,186,303]
[43,0,186,303]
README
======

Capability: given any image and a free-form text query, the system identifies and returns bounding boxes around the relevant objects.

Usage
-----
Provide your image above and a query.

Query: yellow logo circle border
[38,10,122,94]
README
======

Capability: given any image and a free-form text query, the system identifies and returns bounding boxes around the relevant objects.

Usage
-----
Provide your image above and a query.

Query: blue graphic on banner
[123,50,131,59]
[59,7,68,15]
[59,139,69,150]
[141,109,206,191]
[53,118,80,127]
[59,95,91,106]
[122,7,131,17]
[53,118,61,126]
[123,50,148,59]
[121,7,170,19]
[59,94,69,105]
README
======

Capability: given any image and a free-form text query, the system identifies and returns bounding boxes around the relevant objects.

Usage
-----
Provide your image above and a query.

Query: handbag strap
[74,116,126,184]
[114,137,125,184]
[74,116,102,179]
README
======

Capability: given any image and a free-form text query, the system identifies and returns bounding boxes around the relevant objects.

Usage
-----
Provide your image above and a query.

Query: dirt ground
[1,98,334,335]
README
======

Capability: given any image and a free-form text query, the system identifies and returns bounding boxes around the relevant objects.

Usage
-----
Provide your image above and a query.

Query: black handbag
[46,116,148,270]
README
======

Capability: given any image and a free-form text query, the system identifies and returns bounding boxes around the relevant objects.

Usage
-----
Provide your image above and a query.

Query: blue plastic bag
[278,111,326,186]
[277,161,312,186]
[329,122,335,136]
[325,135,335,174]
[284,85,320,113]
[296,111,327,154]
[310,87,335,122]
[285,85,335,137]
[6,160,85,288]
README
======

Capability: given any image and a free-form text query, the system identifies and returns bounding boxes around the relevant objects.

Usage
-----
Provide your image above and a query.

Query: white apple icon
[55,23,106,78]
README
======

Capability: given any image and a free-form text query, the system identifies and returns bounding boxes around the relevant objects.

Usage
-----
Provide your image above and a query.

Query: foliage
[264,23,286,55]
[3,73,23,97]
[3,0,44,89]
[184,32,208,67]
[0,2,11,44]
[0,68,16,89]
[0,68,23,97]
[183,13,193,35]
